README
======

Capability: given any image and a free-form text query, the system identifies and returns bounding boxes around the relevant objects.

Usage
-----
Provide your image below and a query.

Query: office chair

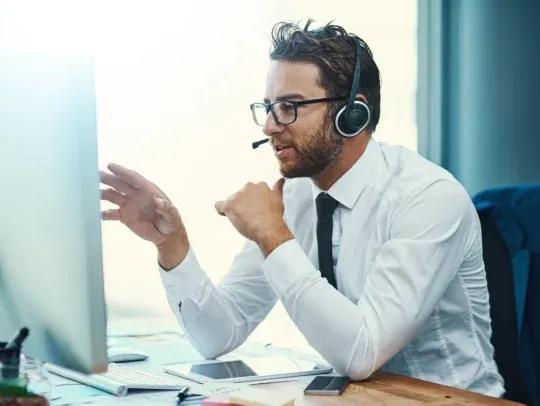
[474,184,540,405]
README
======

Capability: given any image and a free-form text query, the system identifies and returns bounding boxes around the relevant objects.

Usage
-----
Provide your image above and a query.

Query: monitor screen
[0,53,107,373]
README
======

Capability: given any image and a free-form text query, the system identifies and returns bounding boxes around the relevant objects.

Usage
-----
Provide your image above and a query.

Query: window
[96,1,417,351]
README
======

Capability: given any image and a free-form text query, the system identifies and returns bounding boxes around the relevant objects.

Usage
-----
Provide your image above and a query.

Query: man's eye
[280,103,295,112]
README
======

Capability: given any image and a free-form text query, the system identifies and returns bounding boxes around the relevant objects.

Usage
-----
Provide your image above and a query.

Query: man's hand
[100,163,189,269]
[215,178,293,257]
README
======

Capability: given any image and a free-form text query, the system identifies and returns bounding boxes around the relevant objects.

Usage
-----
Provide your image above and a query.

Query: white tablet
[163,356,333,383]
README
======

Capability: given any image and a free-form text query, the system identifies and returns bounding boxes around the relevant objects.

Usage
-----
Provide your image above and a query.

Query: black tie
[316,192,339,288]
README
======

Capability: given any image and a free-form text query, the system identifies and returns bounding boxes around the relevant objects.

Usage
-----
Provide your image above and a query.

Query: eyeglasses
[250,97,346,126]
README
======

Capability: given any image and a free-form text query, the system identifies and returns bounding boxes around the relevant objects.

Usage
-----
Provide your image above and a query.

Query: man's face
[262,60,342,178]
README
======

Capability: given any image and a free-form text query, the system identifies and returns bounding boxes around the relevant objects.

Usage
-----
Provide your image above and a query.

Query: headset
[252,34,371,149]
[333,36,371,138]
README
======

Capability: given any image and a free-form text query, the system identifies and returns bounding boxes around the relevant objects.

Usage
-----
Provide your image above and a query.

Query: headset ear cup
[334,101,371,137]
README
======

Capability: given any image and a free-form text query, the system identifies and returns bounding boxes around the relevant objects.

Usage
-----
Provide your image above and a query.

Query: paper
[50,383,109,406]
[230,387,295,406]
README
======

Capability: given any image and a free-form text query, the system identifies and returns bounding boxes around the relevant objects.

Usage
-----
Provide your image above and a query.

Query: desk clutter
[1,327,50,404]
[200,387,295,406]
[0,395,48,405]
[201,388,294,406]
[1,313,341,406]
[2,325,521,405]
[37,331,318,405]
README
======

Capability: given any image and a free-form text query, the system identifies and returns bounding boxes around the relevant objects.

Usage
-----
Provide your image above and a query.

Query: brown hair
[269,20,381,133]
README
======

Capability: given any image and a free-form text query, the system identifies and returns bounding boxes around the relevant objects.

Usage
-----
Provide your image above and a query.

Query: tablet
[163,356,333,383]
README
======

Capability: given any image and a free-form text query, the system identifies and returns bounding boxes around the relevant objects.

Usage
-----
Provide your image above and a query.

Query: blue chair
[474,184,540,404]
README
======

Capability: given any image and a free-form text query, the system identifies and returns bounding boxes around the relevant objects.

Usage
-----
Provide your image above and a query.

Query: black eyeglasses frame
[250,96,347,126]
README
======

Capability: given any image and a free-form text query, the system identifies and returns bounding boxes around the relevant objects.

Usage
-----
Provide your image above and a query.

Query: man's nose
[262,111,285,137]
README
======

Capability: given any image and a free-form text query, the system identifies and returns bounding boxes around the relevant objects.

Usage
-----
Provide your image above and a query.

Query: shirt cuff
[158,246,207,302]
[262,239,317,297]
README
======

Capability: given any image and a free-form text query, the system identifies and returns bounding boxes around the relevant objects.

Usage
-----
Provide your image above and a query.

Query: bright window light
[3,0,417,353]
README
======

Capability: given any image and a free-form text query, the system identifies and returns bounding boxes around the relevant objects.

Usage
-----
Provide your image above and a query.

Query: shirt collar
[311,137,378,210]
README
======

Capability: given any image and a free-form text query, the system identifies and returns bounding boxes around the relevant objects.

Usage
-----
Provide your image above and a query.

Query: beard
[278,116,343,178]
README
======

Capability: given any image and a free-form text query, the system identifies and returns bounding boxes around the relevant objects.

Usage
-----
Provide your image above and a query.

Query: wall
[418,0,540,195]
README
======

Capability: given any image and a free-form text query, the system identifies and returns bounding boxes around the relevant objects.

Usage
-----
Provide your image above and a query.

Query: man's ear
[355,94,368,104]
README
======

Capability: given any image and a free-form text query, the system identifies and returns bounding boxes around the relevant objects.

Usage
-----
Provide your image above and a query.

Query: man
[100,21,504,396]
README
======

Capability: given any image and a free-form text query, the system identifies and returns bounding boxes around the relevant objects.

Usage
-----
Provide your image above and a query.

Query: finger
[101,188,125,206]
[107,163,147,189]
[101,209,121,221]
[100,171,136,195]
[214,200,227,216]
[272,177,285,198]
[153,196,180,222]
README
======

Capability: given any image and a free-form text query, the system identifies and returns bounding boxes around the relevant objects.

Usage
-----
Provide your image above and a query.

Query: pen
[177,387,206,404]
[176,387,189,403]
[5,327,30,350]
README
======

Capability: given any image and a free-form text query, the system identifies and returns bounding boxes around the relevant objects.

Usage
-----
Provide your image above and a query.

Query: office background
[418,0,540,195]
[90,0,418,354]
[2,0,538,357]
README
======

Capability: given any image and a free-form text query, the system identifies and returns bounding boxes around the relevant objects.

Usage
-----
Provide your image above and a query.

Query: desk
[48,319,523,406]
[263,373,522,405]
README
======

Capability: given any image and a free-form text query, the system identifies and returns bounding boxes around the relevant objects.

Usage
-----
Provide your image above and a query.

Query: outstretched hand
[100,163,185,246]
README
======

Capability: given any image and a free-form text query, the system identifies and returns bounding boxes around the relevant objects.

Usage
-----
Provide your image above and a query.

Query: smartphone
[304,376,350,396]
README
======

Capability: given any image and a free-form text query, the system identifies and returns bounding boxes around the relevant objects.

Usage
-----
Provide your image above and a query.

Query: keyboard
[46,362,188,396]
[101,363,186,388]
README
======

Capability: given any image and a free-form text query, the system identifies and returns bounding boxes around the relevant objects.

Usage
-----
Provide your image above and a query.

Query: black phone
[304,375,350,396]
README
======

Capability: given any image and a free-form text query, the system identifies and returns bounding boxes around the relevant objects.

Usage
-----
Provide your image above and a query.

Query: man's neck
[312,133,371,191]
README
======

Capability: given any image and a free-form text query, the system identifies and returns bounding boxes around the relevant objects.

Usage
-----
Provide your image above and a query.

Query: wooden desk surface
[262,372,523,405]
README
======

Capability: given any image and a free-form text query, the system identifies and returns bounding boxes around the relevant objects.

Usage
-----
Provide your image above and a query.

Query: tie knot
[316,192,339,221]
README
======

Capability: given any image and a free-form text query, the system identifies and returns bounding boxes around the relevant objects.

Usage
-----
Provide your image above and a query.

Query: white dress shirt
[159,138,505,396]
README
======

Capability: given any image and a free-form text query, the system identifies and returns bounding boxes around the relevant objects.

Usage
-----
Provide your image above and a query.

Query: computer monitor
[0,53,107,374]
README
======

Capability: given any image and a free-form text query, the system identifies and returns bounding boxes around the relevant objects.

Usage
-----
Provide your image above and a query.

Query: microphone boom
[252,138,269,149]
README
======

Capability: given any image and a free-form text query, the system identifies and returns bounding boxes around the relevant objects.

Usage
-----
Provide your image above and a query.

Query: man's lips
[273,145,295,159]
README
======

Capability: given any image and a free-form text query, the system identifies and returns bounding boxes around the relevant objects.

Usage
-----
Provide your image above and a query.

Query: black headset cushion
[338,104,369,135]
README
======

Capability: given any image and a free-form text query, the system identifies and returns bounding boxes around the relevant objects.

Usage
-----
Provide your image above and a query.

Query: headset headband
[347,37,362,110]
